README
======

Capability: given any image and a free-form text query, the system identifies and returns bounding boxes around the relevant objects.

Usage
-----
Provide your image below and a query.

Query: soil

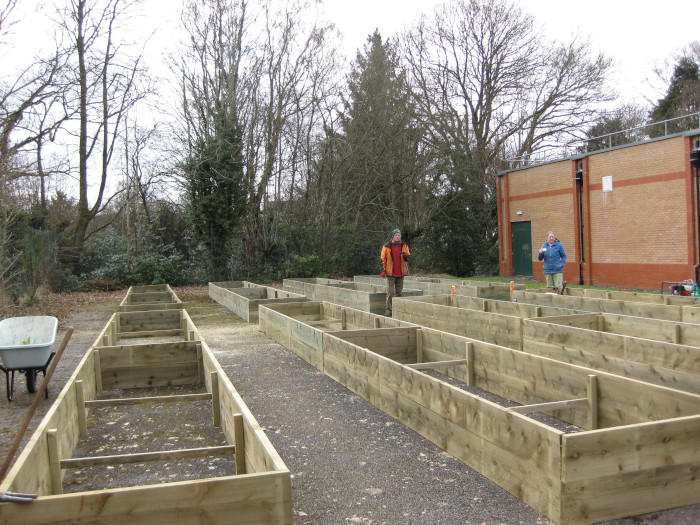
[1,286,699,524]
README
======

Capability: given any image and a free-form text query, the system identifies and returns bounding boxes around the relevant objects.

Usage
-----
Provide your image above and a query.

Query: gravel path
[189,299,700,525]
[2,289,699,524]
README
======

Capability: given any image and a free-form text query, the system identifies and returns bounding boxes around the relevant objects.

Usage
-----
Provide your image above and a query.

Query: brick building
[496,131,700,290]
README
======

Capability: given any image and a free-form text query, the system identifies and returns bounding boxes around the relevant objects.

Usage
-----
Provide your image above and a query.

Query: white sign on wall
[602,175,613,192]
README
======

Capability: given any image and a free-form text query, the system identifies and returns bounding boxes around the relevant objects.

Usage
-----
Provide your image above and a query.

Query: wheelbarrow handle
[0,327,74,483]
[0,491,37,503]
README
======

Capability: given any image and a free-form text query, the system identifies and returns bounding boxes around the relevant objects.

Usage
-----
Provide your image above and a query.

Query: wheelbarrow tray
[0,316,58,369]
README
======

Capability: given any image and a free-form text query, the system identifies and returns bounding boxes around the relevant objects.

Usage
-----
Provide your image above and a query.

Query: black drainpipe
[575,162,584,285]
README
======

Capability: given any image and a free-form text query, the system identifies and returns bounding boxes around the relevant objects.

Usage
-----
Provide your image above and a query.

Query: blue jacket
[538,239,567,274]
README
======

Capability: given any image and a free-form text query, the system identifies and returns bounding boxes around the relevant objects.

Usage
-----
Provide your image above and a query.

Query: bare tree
[0,0,70,301]
[284,44,343,268]
[241,0,337,264]
[0,0,17,43]
[402,0,614,174]
[398,0,613,273]
[56,0,150,270]
[0,56,67,186]
[177,0,338,270]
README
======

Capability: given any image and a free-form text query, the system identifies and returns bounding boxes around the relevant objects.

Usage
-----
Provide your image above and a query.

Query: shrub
[284,254,322,278]
[51,265,81,293]
[125,252,187,286]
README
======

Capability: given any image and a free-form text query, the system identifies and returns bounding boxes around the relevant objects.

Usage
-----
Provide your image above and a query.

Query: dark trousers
[386,275,404,313]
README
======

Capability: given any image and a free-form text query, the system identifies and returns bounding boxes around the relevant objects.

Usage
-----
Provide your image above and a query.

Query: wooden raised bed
[559,286,700,306]
[354,275,522,300]
[393,295,700,395]
[0,293,292,524]
[118,284,183,312]
[522,313,700,394]
[209,281,307,323]
[258,302,700,524]
[391,294,579,350]
[512,289,700,323]
[280,277,350,298]
[259,301,416,370]
[92,308,188,345]
[283,279,422,314]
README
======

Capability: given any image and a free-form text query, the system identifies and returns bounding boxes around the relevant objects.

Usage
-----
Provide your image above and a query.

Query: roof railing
[505,111,700,169]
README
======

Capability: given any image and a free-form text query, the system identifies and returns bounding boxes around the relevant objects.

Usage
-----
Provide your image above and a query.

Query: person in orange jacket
[380,228,411,317]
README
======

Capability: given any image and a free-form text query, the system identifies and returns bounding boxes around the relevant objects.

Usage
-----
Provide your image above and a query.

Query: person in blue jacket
[538,231,567,292]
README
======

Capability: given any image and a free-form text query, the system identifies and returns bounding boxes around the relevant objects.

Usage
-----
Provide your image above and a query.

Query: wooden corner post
[587,374,598,430]
[233,413,246,475]
[210,371,221,427]
[47,429,63,495]
[466,342,474,387]
[75,380,87,437]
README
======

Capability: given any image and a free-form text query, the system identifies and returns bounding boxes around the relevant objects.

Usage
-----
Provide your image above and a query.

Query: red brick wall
[502,159,577,282]
[498,134,700,289]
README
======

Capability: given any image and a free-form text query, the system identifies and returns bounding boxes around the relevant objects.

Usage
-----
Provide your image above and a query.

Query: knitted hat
[391,228,401,236]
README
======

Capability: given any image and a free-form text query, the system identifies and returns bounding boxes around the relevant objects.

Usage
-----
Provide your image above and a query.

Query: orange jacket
[381,242,410,277]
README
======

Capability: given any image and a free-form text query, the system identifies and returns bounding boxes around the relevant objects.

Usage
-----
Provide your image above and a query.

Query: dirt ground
[1,287,699,524]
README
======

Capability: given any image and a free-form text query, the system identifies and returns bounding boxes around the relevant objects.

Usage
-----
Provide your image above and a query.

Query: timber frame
[118,284,183,312]
[392,293,578,349]
[512,289,700,323]
[354,275,523,299]
[209,281,308,323]
[393,294,700,394]
[258,300,700,525]
[0,289,292,524]
[283,278,422,314]
[278,277,351,297]
[555,286,700,306]
[522,313,700,394]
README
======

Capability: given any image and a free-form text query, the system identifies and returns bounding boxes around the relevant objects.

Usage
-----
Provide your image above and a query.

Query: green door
[511,221,533,276]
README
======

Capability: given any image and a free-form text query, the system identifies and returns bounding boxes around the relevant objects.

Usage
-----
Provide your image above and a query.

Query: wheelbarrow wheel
[25,369,38,393]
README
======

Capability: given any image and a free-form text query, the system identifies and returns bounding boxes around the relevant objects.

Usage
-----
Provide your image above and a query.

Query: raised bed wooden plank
[0,289,293,525]
[513,290,685,322]
[210,281,307,323]
[85,393,212,407]
[0,473,292,524]
[392,296,524,350]
[561,416,700,524]
[118,309,183,333]
[522,318,700,394]
[259,297,700,524]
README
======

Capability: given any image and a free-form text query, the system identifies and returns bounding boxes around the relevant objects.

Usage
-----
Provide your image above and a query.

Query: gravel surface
[1,288,699,524]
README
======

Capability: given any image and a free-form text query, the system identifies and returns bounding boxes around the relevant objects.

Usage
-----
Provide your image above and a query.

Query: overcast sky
[323,0,699,105]
[4,0,699,108]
